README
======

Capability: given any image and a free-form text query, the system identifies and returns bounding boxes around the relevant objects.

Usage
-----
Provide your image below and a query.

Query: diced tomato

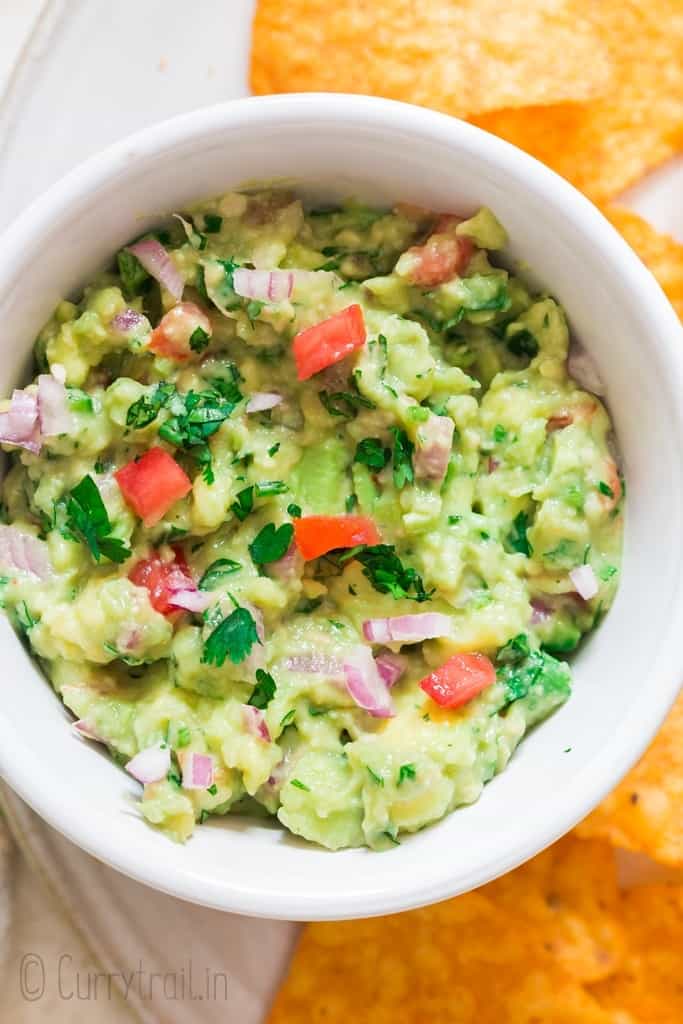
[148,302,211,361]
[547,400,597,433]
[292,305,366,381]
[129,554,193,616]
[401,219,474,288]
[293,515,380,560]
[115,447,192,526]
[547,411,574,432]
[419,653,496,709]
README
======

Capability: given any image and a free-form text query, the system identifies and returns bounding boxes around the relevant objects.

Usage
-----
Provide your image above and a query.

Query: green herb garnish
[65,475,131,564]
[390,427,414,489]
[290,779,310,791]
[354,437,391,471]
[397,763,416,786]
[506,510,532,557]
[189,326,210,352]
[203,213,223,233]
[367,766,384,787]
[117,248,149,298]
[342,544,433,602]
[176,726,191,748]
[598,480,614,498]
[249,522,294,565]
[198,558,242,590]
[248,668,277,709]
[287,503,302,518]
[126,381,175,430]
[201,602,261,667]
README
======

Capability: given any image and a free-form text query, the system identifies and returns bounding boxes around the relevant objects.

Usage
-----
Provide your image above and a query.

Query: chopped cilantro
[497,633,530,665]
[246,300,264,322]
[176,726,191,748]
[448,514,462,525]
[65,475,131,564]
[397,763,416,786]
[207,784,218,796]
[198,558,242,590]
[196,265,209,301]
[268,442,281,458]
[287,502,302,518]
[231,481,288,521]
[290,779,310,791]
[598,480,614,498]
[296,596,323,614]
[354,437,390,471]
[308,706,329,717]
[126,381,175,430]
[345,494,358,513]
[319,380,375,419]
[343,544,433,602]
[390,427,414,489]
[117,248,149,298]
[383,825,400,846]
[67,389,93,413]
[599,565,618,582]
[367,766,384,787]
[506,510,532,557]
[408,406,430,423]
[248,668,277,709]
[201,602,261,667]
[280,708,296,728]
[189,325,210,352]
[543,539,578,563]
[493,424,507,443]
[16,601,36,632]
[249,522,294,565]
[167,770,182,788]
[203,213,223,233]
[158,382,242,483]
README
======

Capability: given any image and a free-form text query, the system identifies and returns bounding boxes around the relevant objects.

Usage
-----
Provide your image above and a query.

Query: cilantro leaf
[248,668,277,709]
[344,544,432,602]
[66,475,131,564]
[287,503,302,518]
[158,383,242,483]
[231,481,288,522]
[598,480,614,498]
[203,213,223,233]
[290,779,310,791]
[126,382,175,430]
[496,633,530,665]
[390,427,414,489]
[354,437,390,471]
[506,328,539,358]
[249,522,294,565]
[117,248,149,299]
[319,378,375,420]
[189,326,210,352]
[397,763,416,786]
[201,603,260,667]
[506,511,532,557]
[198,558,242,590]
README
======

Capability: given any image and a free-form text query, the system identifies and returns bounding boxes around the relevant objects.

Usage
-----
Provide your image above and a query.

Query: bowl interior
[0,96,681,919]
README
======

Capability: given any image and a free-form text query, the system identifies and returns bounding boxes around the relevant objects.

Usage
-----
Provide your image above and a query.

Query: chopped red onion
[0,389,41,453]
[0,525,52,578]
[111,307,146,333]
[168,589,213,613]
[233,268,294,303]
[37,371,72,436]
[50,363,67,385]
[363,612,452,645]
[125,744,171,784]
[567,342,605,396]
[413,414,455,482]
[488,456,500,474]
[343,645,395,718]
[181,751,215,790]
[375,651,407,687]
[242,704,271,742]
[72,719,104,743]
[530,598,552,625]
[245,392,283,414]
[127,237,184,300]
[569,565,599,601]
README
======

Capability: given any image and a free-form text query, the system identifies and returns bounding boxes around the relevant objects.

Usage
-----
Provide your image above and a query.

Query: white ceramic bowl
[0,95,681,921]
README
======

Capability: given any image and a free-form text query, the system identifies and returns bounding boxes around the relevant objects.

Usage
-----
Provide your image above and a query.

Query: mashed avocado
[0,191,623,850]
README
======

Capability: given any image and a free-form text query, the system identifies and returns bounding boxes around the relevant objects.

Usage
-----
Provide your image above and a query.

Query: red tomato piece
[129,554,193,616]
[115,447,192,527]
[420,653,496,709]
[148,302,212,361]
[293,515,380,560]
[292,304,366,381]
[402,219,474,288]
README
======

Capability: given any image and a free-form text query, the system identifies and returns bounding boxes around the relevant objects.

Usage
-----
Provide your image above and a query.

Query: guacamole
[0,191,623,850]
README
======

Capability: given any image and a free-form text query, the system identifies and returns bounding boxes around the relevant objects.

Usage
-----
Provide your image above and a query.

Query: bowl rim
[0,92,682,920]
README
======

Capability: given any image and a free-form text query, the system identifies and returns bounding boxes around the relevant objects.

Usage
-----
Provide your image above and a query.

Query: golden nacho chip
[474,1,683,201]
[268,836,624,1024]
[251,1,611,119]
[601,206,683,322]
[588,883,683,1023]
[577,691,683,865]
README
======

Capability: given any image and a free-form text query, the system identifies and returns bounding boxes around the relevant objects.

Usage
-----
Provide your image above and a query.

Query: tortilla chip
[474,1,683,201]
[268,836,624,1024]
[577,691,683,865]
[588,884,683,1024]
[251,1,611,119]
[601,206,683,322]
